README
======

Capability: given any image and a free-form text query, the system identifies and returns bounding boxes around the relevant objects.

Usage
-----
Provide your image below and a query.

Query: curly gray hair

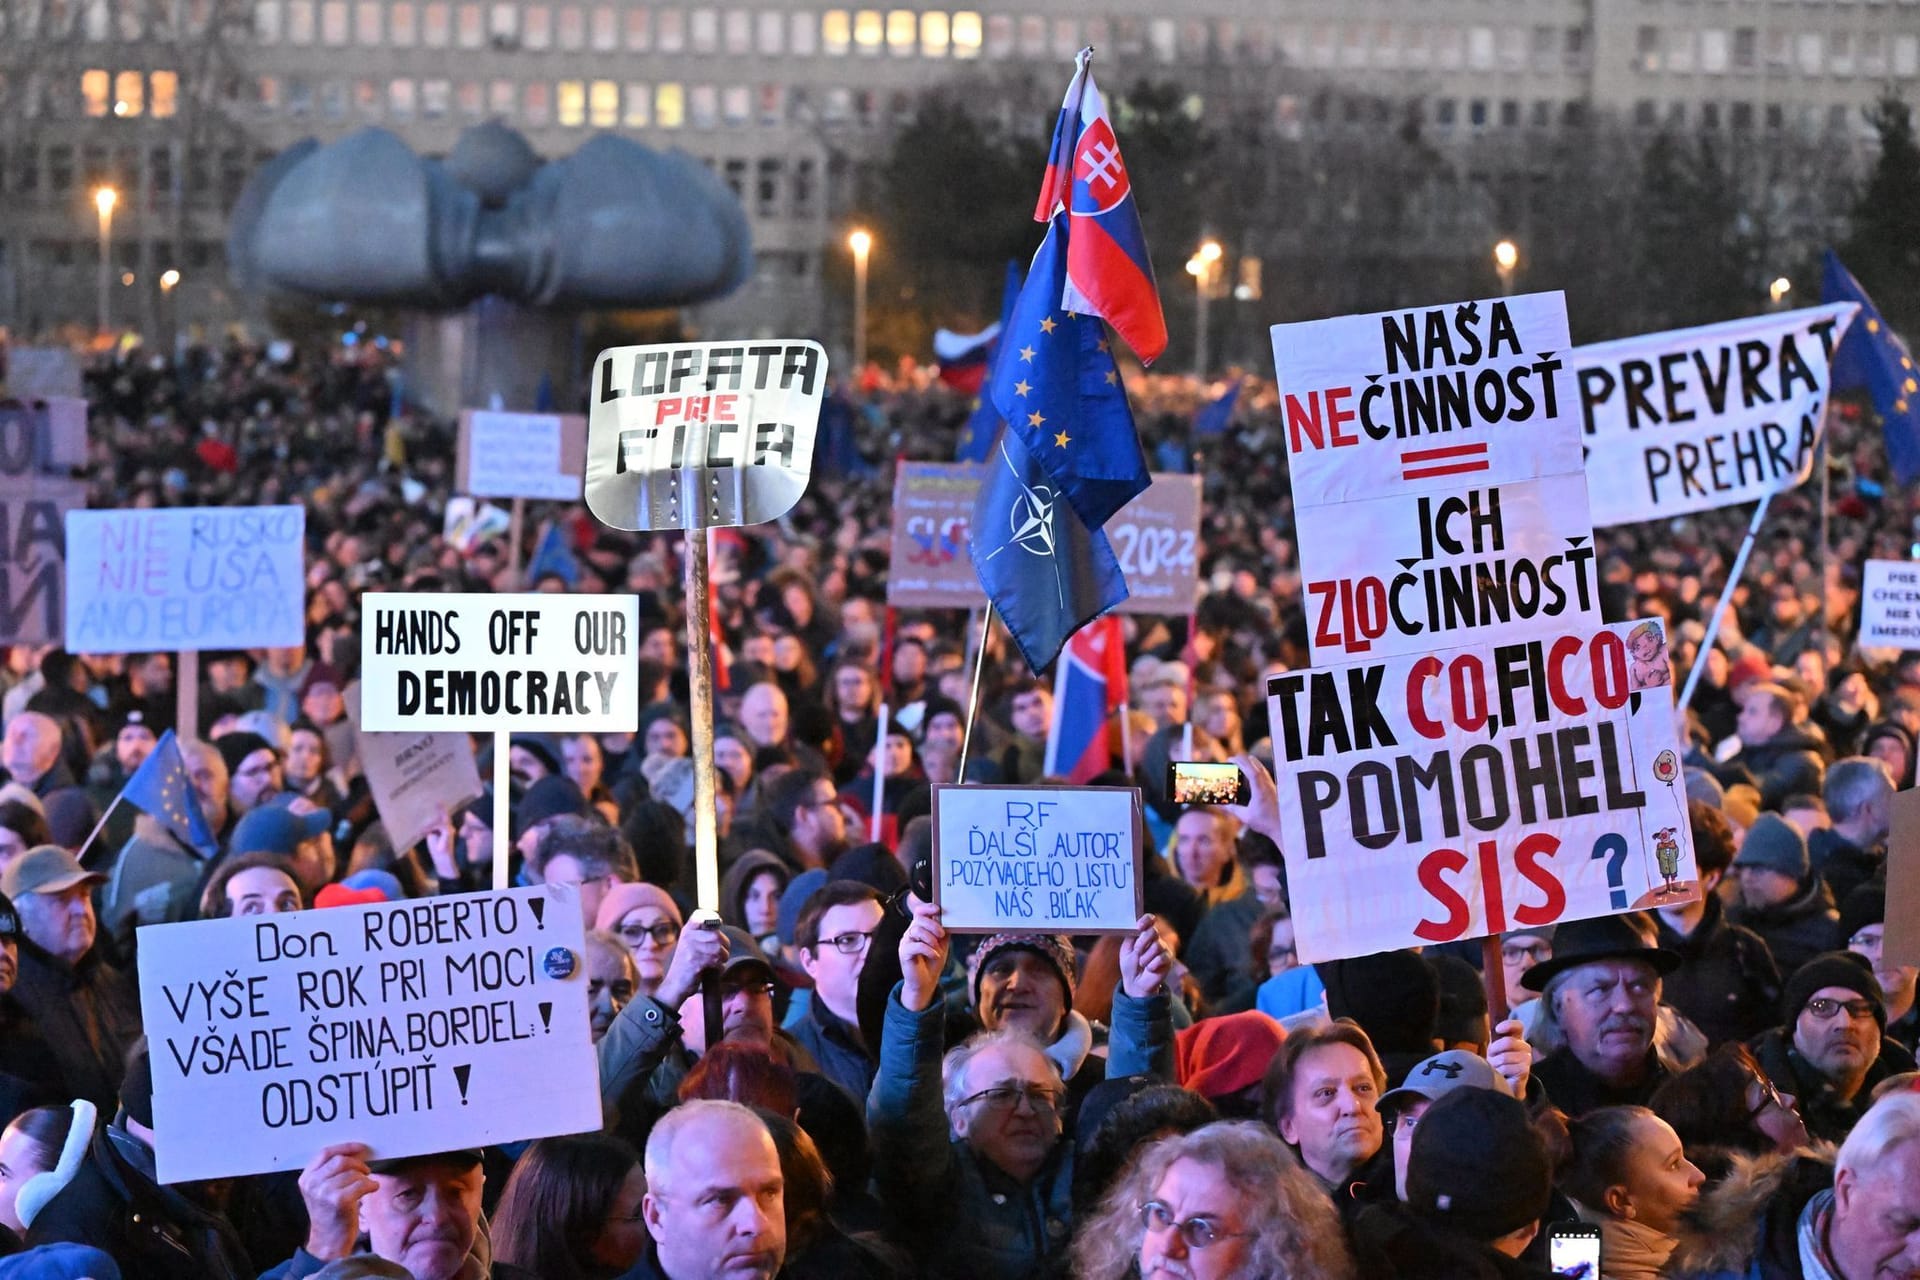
[1069,1121,1356,1280]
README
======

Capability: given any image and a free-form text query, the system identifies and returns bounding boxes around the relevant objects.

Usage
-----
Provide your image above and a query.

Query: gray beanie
[1732,812,1807,879]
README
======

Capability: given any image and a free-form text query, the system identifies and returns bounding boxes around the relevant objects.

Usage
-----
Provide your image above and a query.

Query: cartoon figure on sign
[1627,621,1671,691]
[1652,827,1682,896]
[1652,747,1680,810]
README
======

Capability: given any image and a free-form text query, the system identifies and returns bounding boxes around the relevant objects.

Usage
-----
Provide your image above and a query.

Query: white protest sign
[1271,293,1600,663]
[361,729,485,855]
[1575,304,1858,527]
[1859,559,1920,650]
[138,884,601,1184]
[584,340,828,531]
[461,410,584,502]
[359,592,641,733]
[1267,617,1697,963]
[64,505,306,653]
[931,784,1143,934]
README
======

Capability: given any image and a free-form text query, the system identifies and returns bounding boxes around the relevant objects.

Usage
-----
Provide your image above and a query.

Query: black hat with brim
[1518,913,1681,992]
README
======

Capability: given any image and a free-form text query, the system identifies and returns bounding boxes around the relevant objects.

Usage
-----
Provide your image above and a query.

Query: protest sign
[443,496,512,553]
[1575,304,1857,527]
[359,592,642,733]
[1266,617,1697,963]
[64,505,306,653]
[584,340,829,531]
[1271,292,1600,663]
[0,396,86,471]
[455,410,587,502]
[887,464,1202,615]
[1859,559,1920,650]
[0,475,87,645]
[1888,790,1920,969]
[138,884,601,1184]
[1,346,83,399]
[361,729,485,855]
[931,783,1143,934]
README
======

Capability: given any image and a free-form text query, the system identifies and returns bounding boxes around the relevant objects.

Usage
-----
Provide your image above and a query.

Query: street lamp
[1186,239,1223,379]
[848,228,872,371]
[94,186,117,335]
[160,269,180,292]
[1493,239,1519,295]
[1769,276,1792,308]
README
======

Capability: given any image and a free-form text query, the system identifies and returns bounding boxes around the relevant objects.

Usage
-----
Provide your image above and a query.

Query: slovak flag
[1043,614,1129,782]
[1035,49,1168,366]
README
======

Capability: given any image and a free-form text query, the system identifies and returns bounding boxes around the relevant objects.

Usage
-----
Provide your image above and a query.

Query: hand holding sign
[657,918,730,1012]
[899,895,948,1014]
[299,1142,377,1263]
[1117,914,1172,999]
[1487,1018,1533,1098]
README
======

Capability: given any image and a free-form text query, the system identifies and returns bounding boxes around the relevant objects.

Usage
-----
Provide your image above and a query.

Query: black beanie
[215,731,276,776]
[1781,951,1884,1029]
[121,1046,154,1129]
[1430,954,1491,1046]
[1320,950,1440,1055]
[1406,1089,1551,1242]
[1837,884,1886,948]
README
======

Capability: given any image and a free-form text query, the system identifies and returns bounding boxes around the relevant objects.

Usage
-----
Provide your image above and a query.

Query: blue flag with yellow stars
[957,261,1024,463]
[989,214,1150,530]
[122,728,219,858]
[1823,250,1920,486]
[970,424,1129,673]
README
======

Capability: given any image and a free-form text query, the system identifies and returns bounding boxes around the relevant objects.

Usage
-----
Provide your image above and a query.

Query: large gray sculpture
[229,123,752,308]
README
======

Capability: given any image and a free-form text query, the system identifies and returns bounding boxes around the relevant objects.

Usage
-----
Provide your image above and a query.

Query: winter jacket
[786,991,877,1103]
[1534,1047,1671,1118]
[1805,828,1883,913]
[1747,1025,1915,1145]
[0,995,62,1127]
[1351,1201,1554,1280]
[1668,1148,1834,1280]
[1181,888,1264,1008]
[1728,877,1839,980]
[28,1124,251,1280]
[867,982,1170,1279]
[7,942,141,1111]
[1652,895,1782,1047]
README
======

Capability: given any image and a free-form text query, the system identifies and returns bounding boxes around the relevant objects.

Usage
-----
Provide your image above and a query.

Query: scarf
[1797,1188,1842,1280]
[1045,1010,1094,1081]
[1571,1201,1678,1280]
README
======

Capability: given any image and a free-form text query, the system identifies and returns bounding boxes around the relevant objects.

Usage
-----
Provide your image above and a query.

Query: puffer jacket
[1668,1147,1834,1280]
[867,982,1170,1280]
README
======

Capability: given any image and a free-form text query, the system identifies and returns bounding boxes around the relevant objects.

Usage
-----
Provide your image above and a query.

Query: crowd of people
[0,338,1914,1280]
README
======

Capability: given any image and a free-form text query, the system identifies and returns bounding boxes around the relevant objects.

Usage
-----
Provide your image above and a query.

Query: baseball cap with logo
[1379,1049,1513,1116]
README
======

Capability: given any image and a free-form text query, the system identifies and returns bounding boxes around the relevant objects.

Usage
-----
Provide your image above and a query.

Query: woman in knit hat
[594,882,683,999]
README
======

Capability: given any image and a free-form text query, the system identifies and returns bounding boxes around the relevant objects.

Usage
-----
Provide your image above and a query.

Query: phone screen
[1549,1231,1601,1280]
[1170,762,1247,806]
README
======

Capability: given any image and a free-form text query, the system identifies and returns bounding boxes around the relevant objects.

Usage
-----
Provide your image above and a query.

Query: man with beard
[1526,915,1682,1116]
[1750,952,1916,1144]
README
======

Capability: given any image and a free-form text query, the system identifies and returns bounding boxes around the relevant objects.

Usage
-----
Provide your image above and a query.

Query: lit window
[82,68,110,116]
[591,4,614,48]
[457,4,480,46]
[355,1,378,42]
[253,0,280,41]
[756,11,780,53]
[389,1,414,43]
[724,8,748,51]
[523,80,550,125]
[920,10,946,55]
[590,78,617,124]
[758,82,782,123]
[114,68,143,114]
[389,76,415,119]
[457,81,481,116]
[1147,17,1173,61]
[1051,16,1074,59]
[789,11,813,53]
[1017,14,1043,56]
[853,8,880,51]
[656,7,681,50]
[286,0,313,42]
[320,0,345,43]
[624,7,648,48]
[489,79,514,116]
[1467,26,1492,69]
[689,6,713,49]
[422,1,447,45]
[1701,28,1729,74]
[950,10,978,57]
[984,13,1010,56]
[257,74,280,111]
[422,77,449,116]
[150,70,177,116]
[557,5,581,48]
[886,8,912,53]
[523,4,548,47]
[655,81,683,127]
[488,3,513,40]
[624,81,649,125]
[356,79,380,115]
[689,83,716,125]
[84,0,107,39]
[723,83,748,122]
[557,79,584,125]
[821,9,848,53]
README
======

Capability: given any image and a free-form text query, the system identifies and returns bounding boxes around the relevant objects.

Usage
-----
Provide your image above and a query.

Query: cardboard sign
[361,729,485,855]
[456,410,587,502]
[2,347,84,399]
[1860,560,1920,650]
[137,885,601,1184]
[1271,293,1600,663]
[1575,304,1857,527]
[1267,618,1697,963]
[359,592,641,732]
[1888,789,1920,969]
[931,783,1143,934]
[64,506,306,654]
[887,464,1202,615]
[584,340,829,531]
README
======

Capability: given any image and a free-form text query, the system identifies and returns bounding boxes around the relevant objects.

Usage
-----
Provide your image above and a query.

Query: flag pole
[1818,425,1833,652]
[1679,493,1774,713]
[71,793,126,870]
[958,603,995,784]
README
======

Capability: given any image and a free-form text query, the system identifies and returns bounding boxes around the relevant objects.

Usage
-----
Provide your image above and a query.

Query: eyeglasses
[1804,996,1878,1021]
[719,978,776,999]
[1746,1075,1790,1120]
[817,929,877,956]
[1502,942,1552,964]
[1138,1201,1255,1251]
[1267,946,1297,965]
[616,922,680,947]
[549,873,613,893]
[956,1083,1062,1115]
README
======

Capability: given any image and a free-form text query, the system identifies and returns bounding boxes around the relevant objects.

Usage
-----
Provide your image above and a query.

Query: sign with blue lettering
[931,783,1143,934]
[137,884,599,1184]
[64,505,306,653]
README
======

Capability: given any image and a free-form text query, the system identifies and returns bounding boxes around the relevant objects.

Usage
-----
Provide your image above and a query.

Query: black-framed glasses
[1267,945,1297,966]
[719,978,777,999]
[956,1083,1061,1115]
[1804,996,1877,1021]
[818,929,877,956]
[1746,1074,1790,1120]
[616,921,680,947]
[1138,1201,1255,1250]
[1502,942,1552,964]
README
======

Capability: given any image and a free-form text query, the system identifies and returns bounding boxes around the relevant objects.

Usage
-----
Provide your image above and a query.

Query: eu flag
[526,521,581,588]
[1193,380,1242,437]
[990,215,1150,531]
[122,729,219,858]
[970,426,1129,674]
[1822,250,1920,485]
